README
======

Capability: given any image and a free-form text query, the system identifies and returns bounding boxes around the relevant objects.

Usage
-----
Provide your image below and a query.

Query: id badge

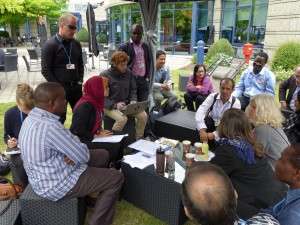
[66,64,75,70]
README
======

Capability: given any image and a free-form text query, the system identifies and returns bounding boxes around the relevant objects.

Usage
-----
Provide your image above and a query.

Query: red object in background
[243,43,253,64]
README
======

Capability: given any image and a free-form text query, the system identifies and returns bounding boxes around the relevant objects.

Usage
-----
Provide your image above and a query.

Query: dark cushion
[155,109,199,143]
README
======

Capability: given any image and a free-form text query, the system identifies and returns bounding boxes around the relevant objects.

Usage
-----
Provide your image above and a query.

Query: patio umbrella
[86,3,99,56]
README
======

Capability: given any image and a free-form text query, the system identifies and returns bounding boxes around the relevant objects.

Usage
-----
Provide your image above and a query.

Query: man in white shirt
[195,78,241,143]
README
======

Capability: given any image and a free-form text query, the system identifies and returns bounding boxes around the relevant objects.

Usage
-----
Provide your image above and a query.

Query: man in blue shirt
[263,143,300,225]
[19,82,124,225]
[153,50,177,106]
[234,52,276,110]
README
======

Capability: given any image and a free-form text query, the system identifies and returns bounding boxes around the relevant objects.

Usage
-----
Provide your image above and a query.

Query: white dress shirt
[195,93,241,131]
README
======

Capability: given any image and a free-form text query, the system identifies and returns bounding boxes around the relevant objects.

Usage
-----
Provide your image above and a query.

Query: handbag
[0,177,23,217]
[0,177,23,201]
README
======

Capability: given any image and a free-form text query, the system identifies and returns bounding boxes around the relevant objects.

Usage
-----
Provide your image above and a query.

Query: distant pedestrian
[119,24,152,102]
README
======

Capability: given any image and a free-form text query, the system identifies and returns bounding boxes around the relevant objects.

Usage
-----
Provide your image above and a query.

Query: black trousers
[239,95,250,111]
[87,141,123,165]
[184,92,208,111]
[135,76,149,102]
[10,154,28,188]
[204,116,218,151]
[60,83,82,123]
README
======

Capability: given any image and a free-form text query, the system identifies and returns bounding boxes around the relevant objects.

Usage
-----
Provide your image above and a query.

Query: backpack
[160,98,182,115]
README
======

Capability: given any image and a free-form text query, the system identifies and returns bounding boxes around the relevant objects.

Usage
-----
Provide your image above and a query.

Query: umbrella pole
[88,3,95,69]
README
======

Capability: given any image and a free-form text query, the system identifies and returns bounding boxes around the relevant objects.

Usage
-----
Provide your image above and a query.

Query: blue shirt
[263,188,300,225]
[153,66,171,88]
[234,66,276,97]
[19,107,89,201]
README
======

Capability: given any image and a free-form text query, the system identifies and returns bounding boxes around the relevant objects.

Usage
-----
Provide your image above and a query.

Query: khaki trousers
[104,109,147,139]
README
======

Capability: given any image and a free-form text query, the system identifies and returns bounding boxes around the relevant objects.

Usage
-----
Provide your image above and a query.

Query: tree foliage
[0,0,66,26]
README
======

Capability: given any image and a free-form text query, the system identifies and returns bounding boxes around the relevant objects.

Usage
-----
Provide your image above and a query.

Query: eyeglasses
[66,24,77,30]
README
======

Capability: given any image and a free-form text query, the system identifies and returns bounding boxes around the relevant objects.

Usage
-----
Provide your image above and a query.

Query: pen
[142,154,151,158]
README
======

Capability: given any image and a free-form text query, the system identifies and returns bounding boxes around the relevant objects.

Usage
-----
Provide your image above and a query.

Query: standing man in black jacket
[41,13,84,123]
[119,24,152,102]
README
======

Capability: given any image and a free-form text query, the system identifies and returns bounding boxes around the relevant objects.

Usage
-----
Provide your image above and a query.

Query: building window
[221,0,268,45]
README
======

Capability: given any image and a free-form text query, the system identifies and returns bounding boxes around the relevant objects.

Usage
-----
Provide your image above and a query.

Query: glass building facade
[107,0,269,54]
[107,1,214,54]
[221,0,269,46]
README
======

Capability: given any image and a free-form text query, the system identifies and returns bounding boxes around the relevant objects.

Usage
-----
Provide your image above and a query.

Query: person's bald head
[182,162,237,225]
[34,82,66,116]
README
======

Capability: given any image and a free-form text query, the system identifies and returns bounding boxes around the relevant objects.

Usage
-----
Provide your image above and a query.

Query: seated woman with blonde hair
[4,83,34,187]
[246,94,290,170]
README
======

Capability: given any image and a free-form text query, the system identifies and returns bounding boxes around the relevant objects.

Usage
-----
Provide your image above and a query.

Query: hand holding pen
[7,135,17,148]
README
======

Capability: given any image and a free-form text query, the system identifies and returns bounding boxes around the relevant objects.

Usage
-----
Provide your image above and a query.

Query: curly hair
[248,94,284,128]
[16,83,34,110]
[111,51,129,66]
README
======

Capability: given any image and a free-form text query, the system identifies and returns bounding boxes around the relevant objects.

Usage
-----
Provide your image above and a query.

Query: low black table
[155,110,199,144]
[121,162,187,225]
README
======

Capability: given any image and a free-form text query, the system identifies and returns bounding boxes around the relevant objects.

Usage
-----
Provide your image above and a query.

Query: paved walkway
[0,47,192,103]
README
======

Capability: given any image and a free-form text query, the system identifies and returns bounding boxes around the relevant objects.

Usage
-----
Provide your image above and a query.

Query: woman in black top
[210,109,287,219]
[70,76,123,164]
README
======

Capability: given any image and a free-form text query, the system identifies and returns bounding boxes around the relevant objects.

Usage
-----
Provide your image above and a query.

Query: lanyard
[56,34,73,64]
[19,111,24,123]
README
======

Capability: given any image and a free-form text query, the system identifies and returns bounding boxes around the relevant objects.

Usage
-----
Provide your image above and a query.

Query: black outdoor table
[121,144,189,225]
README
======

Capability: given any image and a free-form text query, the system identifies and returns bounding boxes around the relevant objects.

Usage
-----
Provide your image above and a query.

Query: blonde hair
[58,13,77,27]
[16,83,34,110]
[249,94,284,128]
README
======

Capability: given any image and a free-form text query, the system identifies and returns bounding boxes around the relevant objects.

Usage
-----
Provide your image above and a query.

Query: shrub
[96,33,108,44]
[205,38,234,62]
[0,31,9,38]
[271,41,300,71]
[274,67,293,82]
[76,27,89,43]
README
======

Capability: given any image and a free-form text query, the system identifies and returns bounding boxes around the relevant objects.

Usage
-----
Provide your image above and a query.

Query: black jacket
[210,144,287,219]
[101,67,137,109]
[119,41,151,78]
[279,75,297,108]
[4,106,27,143]
[41,34,84,84]
[70,102,96,143]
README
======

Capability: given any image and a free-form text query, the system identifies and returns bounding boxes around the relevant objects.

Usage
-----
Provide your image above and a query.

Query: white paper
[123,152,155,169]
[174,162,186,184]
[128,139,160,155]
[4,150,21,155]
[92,134,128,143]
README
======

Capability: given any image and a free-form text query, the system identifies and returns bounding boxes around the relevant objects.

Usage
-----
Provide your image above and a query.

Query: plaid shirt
[283,112,300,144]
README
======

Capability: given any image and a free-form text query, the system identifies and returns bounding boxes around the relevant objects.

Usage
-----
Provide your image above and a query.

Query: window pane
[223,0,236,9]
[249,2,268,44]
[234,6,251,43]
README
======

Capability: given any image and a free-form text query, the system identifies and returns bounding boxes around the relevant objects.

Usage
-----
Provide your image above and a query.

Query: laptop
[121,101,149,115]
